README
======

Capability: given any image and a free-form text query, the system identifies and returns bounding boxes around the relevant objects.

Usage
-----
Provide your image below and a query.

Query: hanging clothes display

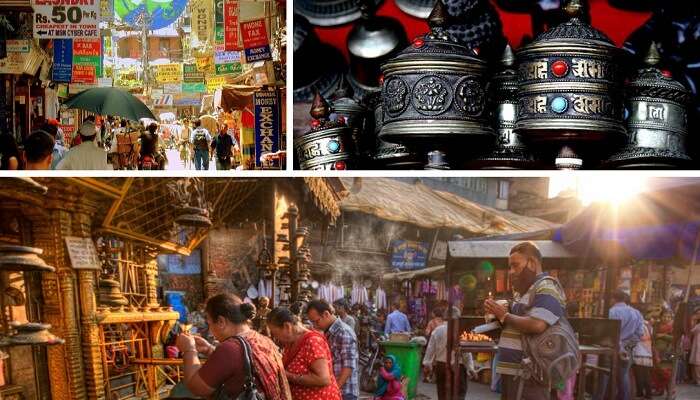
[351,281,369,305]
[375,287,387,310]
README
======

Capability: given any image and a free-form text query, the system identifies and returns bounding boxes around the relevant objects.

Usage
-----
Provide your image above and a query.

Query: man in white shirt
[423,308,475,400]
[57,120,113,170]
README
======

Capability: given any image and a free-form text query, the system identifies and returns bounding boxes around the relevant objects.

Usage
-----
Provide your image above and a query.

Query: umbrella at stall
[63,87,156,121]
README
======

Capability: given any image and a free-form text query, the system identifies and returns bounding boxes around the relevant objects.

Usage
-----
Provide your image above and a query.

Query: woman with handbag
[267,307,341,400]
[175,293,292,400]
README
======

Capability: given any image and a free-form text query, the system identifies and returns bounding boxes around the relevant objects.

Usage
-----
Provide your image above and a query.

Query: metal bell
[175,206,213,228]
[0,245,55,273]
[605,43,691,168]
[295,92,354,170]
[347,0,408,97]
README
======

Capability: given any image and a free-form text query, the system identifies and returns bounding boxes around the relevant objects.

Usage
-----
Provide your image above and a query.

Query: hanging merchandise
[375,286,388,310]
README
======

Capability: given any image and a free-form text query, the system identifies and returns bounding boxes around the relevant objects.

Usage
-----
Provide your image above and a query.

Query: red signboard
[72,39,100,56]
[71,64,96,84]
[241,19,269,49]
[223,0,241,51]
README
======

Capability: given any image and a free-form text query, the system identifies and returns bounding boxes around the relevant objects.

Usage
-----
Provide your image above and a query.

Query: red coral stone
[661,70,673,78]
[552,60,569,77]
[334,161,346,170]
[378,75,384,85]
[412,38,425,48]
[311,119,320,128]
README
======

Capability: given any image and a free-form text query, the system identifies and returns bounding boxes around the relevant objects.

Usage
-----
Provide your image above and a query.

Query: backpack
[193,129,209,150]
[517,276,581,398]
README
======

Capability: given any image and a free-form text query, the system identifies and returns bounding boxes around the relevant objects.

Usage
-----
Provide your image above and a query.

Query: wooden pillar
[73,204,106,400]
[28,188,87,400]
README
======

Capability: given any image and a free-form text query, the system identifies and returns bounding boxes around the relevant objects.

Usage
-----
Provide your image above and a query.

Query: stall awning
[383,265,445,281]
[339,178,557,235]
[448,240,576,260]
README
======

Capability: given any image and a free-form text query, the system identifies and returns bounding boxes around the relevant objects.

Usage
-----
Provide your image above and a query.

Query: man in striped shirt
[484,241,566,400]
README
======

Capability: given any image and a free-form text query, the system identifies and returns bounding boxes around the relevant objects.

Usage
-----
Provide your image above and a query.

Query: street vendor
[483,241,567,400]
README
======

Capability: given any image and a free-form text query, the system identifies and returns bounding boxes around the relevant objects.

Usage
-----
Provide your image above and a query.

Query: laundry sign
[32,0,100,39]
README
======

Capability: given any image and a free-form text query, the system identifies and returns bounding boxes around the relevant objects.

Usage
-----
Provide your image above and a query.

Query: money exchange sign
[32,0,100,39]
[253,89,280,168]
[241,19,271,62]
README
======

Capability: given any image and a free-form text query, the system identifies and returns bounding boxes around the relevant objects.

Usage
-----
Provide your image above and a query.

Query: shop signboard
[253,89,280,168]
[0,40,32,74]
[163,83,183,94]
[6,40,30,53]
[191,0,214,48]
[32,0,100,39]
[53,39,73,82]
[206,75,228,93]
[183,63,205,83]
[390,240,429,270]
[100,0,114,22]
[183,82,206,93]
[71,64,96,84]
[72,39,101,78]
[223,0,241,51]
[156,63,182,83]
[241,19,271,62]
[214,51,242,76]
[195,55,214,73]
[64,236,100,270]
[174,94,203,107]
[215,0,225,52]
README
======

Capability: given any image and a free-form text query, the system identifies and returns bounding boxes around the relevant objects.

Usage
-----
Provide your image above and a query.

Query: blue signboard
[253,89,280,168]
[390,240,430,270]
[245,45,272,63]
[53,39,73,83]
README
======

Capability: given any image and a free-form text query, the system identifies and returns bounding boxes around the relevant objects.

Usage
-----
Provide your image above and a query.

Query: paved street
[165,148,217,171]
[362,380,700,399]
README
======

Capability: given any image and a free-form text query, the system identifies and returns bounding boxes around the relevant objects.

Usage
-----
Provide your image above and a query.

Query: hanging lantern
[0,245,54,273]
[169,178,213,228]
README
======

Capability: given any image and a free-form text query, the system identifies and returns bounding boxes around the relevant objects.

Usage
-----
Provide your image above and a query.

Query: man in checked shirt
[306,300,359,400]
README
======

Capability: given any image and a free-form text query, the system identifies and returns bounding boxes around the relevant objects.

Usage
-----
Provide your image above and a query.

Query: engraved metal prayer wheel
[379,0,494,159]
[515,0,625,144]
[366,91,422,169]
[347,0,408,97]
[605,43,691,169]
[296,92,354,170]
[330,77,370,160]
[294,0,383,26]
[469,45,536,169]
[0,245,55,273]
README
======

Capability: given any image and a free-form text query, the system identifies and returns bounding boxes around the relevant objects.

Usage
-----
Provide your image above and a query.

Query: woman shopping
[267,307,341,400]
[175,293,291,400]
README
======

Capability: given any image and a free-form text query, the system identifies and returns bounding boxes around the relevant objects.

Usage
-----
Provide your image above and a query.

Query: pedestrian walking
[23,130,55,170]
[190,119,212,170]
[56,120,112,170]
[633,315,654,399]
[211,126,237,171]
[385,303,411,335]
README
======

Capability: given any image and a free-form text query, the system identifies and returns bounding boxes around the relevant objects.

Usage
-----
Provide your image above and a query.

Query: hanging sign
[100,0,114,22]
[6,40,30,53]
[195,55,214,73]
[72,39,101,78]
[214,51,242,76]
[71,64,96,84]
[241,19,271,62]
[206,75,227,93]
[183,63,205,83]
[64,236,100,270]
[183,82,206,93]
[253,89,280,168]
[191,0,214,48]
[163,83,183,94]
[215,0,225,51]
[174,94,203,107]
[223,0,241,51]
[156,63,182,83]
[0,40,32,74]
[390,240,429,270]
[54,40,75,81]
[32,0,100,39]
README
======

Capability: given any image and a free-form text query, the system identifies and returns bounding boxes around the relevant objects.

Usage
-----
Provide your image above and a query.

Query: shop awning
[382,265,445,281]
[339,178,557,235]
[448,240,576,260]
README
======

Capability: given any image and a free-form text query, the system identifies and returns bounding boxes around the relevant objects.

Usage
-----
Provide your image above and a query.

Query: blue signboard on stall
[245,45,272,62]
[253,89,280,168]
[53,39,73,83]
[390,240,430,270]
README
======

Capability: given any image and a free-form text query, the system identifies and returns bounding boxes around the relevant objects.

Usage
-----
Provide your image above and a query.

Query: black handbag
[212,336,265,400]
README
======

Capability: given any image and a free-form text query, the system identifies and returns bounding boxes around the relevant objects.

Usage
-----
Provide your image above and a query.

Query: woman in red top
[268,307,341,400]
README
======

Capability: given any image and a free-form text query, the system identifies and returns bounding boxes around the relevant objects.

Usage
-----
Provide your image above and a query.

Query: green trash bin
[379,341,422,400]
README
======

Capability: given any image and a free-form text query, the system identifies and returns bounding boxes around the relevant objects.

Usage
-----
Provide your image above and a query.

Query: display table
[458,343,616,399]
[379,341,423,400]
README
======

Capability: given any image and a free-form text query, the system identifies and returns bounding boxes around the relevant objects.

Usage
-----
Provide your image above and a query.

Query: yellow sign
[196,55,214,73]
[191,0,215,49]
[156,63,182,84]
[206,75,228,93]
